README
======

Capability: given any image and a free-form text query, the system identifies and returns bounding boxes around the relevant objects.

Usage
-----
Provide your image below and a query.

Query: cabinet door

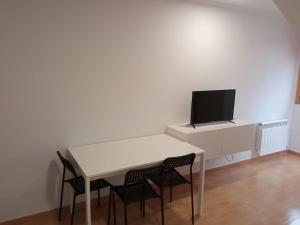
[222,124,257,155]
[187,130,223,160]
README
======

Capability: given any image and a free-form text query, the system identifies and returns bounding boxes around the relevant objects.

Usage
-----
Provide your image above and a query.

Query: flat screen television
[190,89,236,125]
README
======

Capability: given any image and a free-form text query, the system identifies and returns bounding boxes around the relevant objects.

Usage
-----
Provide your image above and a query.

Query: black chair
[57,151,111,225]
[150,153,196,224]
[108,165,164,225]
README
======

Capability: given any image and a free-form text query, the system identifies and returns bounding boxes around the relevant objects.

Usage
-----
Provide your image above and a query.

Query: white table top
[68,134,204,179]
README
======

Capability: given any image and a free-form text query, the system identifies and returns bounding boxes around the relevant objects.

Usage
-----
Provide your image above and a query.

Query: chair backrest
[163,153,196,169]
[57,151,78,179]
[125,165,164,185]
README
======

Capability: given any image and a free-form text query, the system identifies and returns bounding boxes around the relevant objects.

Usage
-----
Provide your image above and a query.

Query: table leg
[198,153,205,216]
[85,176,91,225]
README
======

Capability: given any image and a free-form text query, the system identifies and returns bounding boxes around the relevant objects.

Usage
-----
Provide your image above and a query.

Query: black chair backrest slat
[163,153,196,169]
[125,165,164,185]
[57,151,78,179]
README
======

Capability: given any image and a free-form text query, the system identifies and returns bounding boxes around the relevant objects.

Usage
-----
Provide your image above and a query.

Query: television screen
[190,89,236,125]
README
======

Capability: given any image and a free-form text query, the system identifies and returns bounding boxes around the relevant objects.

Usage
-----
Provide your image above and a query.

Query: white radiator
[257,119,289,156]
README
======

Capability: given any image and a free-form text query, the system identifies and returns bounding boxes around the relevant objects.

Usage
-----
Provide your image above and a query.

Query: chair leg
[160,188,165,225]
[70,194,77,225]
[190,181,194,224]
[142,200,145,217]
[112,191,116,225]
[58,167,65,221]
[169,186,173,202]
[58,181,65,221]
[97,189,101,207]
[107,190,112,225]
[124,204,128,225]
[140,201,143,212]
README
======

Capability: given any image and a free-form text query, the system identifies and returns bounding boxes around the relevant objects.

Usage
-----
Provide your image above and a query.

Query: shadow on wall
[47,159,73,208]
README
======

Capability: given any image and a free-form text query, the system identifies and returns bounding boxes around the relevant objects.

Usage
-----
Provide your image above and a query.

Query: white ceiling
[190,0,281,14]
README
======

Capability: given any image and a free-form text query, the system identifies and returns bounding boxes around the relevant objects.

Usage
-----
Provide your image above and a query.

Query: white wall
[290,105,300,151]
[0,0,298,222]
[273,0,300,152]
[289,47,300,152]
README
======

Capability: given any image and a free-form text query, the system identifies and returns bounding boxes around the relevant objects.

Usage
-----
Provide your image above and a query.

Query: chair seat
[113,181,159,204]
[151,169,190,187]
[67,176,111,195]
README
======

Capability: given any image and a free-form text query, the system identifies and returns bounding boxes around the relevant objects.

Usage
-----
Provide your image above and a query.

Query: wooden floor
[3,151,300,225]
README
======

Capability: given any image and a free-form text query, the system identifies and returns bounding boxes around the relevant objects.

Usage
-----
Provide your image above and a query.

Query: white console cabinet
[166,120,258,160]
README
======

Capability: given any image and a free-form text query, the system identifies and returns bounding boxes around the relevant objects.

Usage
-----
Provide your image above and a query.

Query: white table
[68,134,205,225]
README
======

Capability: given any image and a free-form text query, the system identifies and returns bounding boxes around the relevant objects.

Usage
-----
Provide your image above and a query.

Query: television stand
[186,123,196,129]
[167,119,257,160]
[186,120,236,128]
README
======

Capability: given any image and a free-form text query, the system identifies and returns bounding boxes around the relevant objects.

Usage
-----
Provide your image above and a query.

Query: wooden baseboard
[287,150,300,156]
[205,150,289,174]
[1,209,58,225]
[0,196,110,225]
[205,158,254,174]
